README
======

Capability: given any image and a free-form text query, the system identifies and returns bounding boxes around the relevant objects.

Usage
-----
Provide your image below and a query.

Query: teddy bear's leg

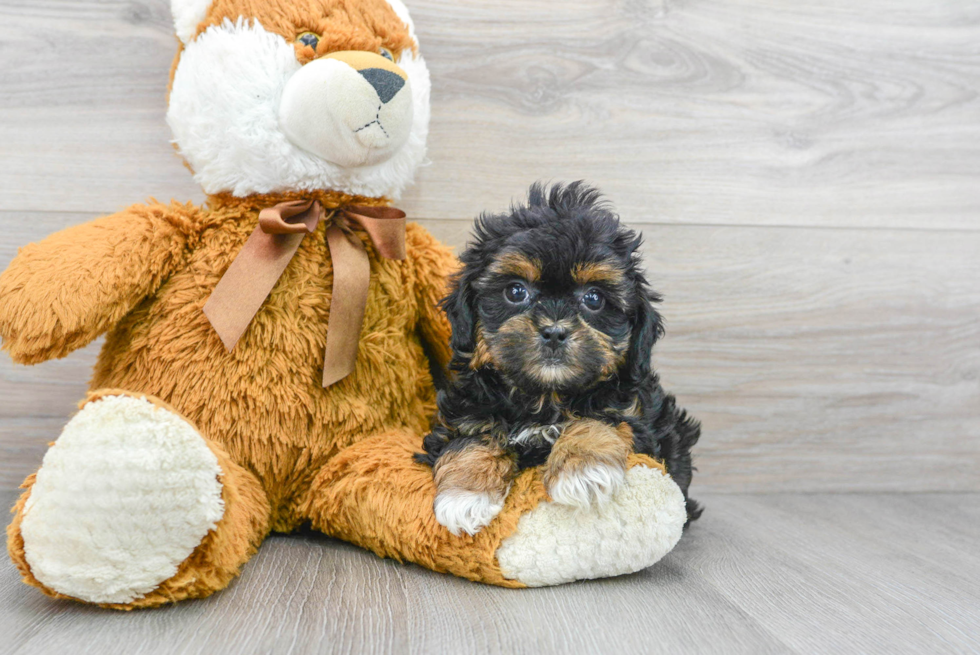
[6,390,271,609]
[303,429,687,587]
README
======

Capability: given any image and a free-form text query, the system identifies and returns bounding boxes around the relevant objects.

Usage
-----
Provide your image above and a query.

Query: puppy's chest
[503,406,634,469]
[509,423,563,448]
[506,421,565,469]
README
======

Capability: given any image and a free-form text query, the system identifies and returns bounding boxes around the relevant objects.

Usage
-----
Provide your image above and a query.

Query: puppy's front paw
[546,463,626,509]
[434,490,505,536]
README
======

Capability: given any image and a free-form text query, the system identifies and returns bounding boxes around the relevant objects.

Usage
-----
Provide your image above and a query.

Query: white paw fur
[434,490,505,536]
[548,462,625,509]
[497,466,687,586]
[19,395,224,604]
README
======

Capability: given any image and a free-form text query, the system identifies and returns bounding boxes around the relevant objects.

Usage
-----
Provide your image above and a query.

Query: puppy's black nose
[358,68,405,104]
[540,325,567,348]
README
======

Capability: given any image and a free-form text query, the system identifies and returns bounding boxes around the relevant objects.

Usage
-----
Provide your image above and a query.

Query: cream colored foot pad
[497,466,686,586]
[20,395,224,604]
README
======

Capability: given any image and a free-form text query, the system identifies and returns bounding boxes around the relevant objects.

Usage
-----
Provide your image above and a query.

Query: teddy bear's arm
[405,223,456,375]
[0,202,201,365]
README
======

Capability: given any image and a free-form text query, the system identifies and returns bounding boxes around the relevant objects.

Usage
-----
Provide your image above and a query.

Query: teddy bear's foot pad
[496,465,686,586]
[19,394,225,604]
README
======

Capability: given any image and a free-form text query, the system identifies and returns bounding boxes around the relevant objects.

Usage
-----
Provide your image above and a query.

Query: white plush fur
[279,56,414,167]
[171,0,212,44]
[496,466,687,586]
[20,395,224,604]
[548,462,625,509]
[166,18,430,199]
[434,490,506,537]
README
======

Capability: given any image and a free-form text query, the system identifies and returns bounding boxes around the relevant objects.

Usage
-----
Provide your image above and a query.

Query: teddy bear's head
[167,0,429,199]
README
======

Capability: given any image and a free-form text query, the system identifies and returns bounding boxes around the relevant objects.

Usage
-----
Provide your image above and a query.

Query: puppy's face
[443,182,662,394]
[471,249,633,392]
[446,183,663,395]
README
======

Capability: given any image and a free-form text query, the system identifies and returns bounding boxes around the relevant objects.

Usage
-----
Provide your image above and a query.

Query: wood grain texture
[412,0,980,229]
[3,214,977,492]
[0,0,978,228]
[2,490,978,655]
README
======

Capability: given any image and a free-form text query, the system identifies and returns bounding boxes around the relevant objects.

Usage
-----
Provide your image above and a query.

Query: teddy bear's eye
[379,47,394,61]
[296,32,319,50]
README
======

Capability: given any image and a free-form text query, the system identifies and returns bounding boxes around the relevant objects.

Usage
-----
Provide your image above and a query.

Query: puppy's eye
[504,282,530,304]
[296,32,319,50]
[379,47,394,61]
[581,288,605,311]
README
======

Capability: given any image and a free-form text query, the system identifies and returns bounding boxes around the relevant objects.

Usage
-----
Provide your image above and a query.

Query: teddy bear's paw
[434,489,505,537]
[19,394,225,604]
[546,462,625,509]
[496,465,686,586]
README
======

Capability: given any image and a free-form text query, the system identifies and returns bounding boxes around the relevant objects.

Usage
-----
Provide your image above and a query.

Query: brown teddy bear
[1,0,687,609]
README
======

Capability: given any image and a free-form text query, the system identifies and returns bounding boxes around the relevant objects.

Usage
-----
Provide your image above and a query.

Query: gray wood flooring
[1,490,978,655]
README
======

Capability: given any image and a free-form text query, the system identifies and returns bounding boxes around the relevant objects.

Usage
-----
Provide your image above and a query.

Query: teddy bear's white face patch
[279,53,414,168]
[166,17,429,199]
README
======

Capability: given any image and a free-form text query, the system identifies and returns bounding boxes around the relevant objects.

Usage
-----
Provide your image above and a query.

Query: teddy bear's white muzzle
[279,55,414,168]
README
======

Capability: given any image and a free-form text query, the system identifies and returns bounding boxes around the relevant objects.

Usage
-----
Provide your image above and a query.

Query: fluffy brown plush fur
[0,0,497,608]
[196,0,416,56]
[4,0,687,607]
[1,189,487,606]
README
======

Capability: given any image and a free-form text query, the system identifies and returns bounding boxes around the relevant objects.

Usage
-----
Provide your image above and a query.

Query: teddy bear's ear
[171,0,213,44]
[384,0,417,41]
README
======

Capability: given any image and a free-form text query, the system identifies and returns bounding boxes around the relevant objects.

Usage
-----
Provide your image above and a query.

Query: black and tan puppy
[417,182,701,536]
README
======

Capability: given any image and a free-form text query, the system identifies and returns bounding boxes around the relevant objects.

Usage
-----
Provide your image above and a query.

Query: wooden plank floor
[2,490,978,655]
[2,1,979,229]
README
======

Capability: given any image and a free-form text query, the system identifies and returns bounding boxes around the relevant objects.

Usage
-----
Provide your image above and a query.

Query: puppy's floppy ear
[441,267,480,362]
[625,290,664,383]
[442,210,503,367]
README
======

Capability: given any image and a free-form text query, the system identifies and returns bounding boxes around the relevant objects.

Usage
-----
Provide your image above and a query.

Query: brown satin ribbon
[202,200,406,387]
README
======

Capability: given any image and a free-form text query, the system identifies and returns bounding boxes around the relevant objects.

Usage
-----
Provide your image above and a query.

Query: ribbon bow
[203,200,406,387]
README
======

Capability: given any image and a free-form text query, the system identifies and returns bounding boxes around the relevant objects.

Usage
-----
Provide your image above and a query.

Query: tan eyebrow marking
[488,251,541,282]
[571,260,626,286]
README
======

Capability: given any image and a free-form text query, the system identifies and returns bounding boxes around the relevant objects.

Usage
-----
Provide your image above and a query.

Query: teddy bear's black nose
[358,68,405,104]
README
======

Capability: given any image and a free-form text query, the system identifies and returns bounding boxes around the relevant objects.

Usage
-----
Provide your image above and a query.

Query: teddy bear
[1,0,689,609]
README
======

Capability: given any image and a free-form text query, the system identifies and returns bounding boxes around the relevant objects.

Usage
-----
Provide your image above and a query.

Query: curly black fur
[417,182,702,523]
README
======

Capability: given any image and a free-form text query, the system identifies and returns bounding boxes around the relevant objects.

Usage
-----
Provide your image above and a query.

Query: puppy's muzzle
[540,324,568,351]
[279,50,414,168]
